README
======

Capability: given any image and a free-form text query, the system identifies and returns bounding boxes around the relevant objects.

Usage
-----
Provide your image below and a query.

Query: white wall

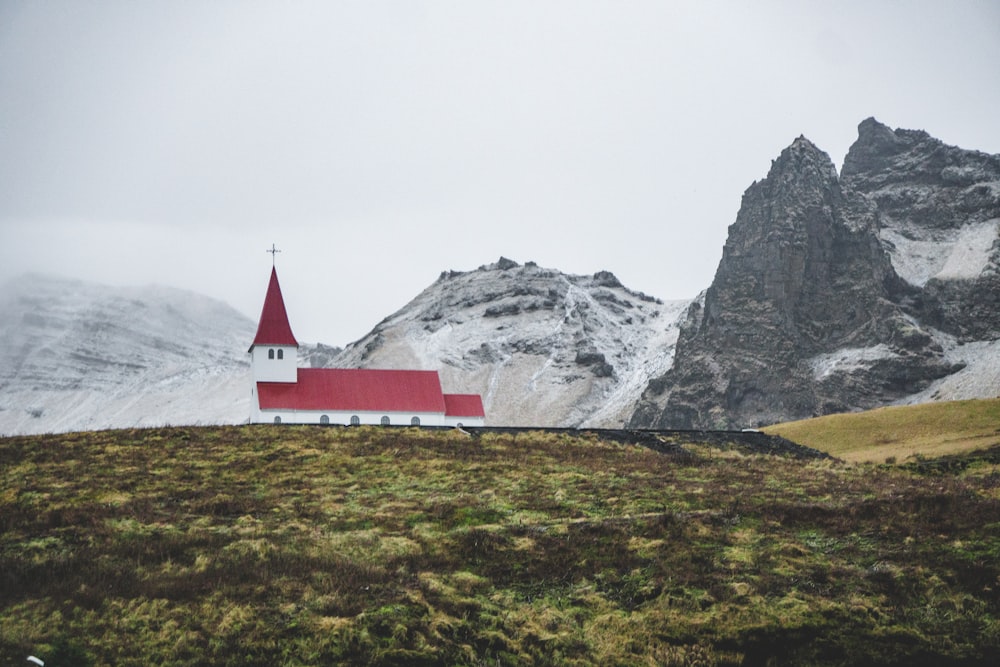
[250,344,298,383]
[444,414,485,427]
[252,409,449,427]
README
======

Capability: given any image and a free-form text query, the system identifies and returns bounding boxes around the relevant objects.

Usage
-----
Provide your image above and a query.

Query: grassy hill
[764,398,1000,463]
[1,425,999,666]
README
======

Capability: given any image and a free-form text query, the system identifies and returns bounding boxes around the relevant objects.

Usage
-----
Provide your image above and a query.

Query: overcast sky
[2,1,999,346]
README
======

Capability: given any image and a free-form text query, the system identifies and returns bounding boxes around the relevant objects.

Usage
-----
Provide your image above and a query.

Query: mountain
[329,258,690,427]
[630,119,1000,429]
[841,117,1000,339]
[0,274,255,435]
[0,262,687,434]
[4,119,997,435]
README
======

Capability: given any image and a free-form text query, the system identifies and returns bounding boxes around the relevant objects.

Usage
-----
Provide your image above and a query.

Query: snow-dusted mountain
[330,258,690,427]
[843,118,1000,407]
[0,264,688,434]
[3,118,997,435]
[631,118,1000,429]
[0,274,255,435]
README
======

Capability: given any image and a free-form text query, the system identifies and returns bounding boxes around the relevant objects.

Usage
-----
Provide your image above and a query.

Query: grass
[764,397,1000,463]
[1,424,999,665]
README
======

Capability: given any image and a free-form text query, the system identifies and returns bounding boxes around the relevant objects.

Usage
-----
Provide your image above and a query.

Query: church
[249,265,485,427]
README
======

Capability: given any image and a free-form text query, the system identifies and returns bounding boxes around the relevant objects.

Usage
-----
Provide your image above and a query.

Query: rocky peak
[842,118,1000,340]
[702,134,887,345]
[842,116,999,190]
[740,138,838,229]
[484,256,521,271]
[840,117,918,178]
[630,127,958,430]
[779,135,839,180]
[842,117,1000,228]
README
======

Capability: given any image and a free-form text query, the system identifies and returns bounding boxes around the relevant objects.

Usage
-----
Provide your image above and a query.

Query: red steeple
[250,266,298,349]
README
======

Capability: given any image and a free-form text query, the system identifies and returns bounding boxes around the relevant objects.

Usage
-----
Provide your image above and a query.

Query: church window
[320,415,330,425]
[277,349,284,360]
[381,416,391,426]
[411,416,420,426]
[274,416,281,424]
[268,349,275,359]
[350,415,360,426]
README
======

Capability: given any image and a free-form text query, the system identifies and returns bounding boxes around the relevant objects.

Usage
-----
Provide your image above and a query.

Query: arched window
[350,415,360,426]
[273,416,281,424]
[268,349,275,359]
[320,415,330,425]
[410,416,420,426]
[380,416,390,426]
[277,349,284,360]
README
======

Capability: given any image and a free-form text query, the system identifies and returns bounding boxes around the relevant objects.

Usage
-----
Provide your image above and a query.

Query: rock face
[629,120,998,429]
[841,117,1000,341]
[330,259,690,427]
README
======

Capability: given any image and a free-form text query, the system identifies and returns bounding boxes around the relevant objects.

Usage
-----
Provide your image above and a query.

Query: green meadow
[1,420,998,665]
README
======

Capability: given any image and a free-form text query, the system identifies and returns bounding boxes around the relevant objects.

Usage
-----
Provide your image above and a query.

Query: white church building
[249,266,485,427]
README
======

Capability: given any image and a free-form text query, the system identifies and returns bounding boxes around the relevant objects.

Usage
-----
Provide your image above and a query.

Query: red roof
[250,267,298,349]
[257,368,448,413]
[444,394,486,418]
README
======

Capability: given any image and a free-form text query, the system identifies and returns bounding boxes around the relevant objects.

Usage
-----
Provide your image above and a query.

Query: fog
[2,1,998,344]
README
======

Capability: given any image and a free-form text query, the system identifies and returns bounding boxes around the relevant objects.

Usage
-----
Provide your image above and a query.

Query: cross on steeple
[267,243,281,266]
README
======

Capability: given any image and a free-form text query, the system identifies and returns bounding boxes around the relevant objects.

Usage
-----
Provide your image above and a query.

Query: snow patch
[882,219,998,286]
[808,345,897,381]
[936,219,999,281]
[896,333,1000,404]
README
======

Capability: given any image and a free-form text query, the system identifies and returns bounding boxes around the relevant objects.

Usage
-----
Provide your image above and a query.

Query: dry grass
[764,397,1000,463]
[1,424,998,665]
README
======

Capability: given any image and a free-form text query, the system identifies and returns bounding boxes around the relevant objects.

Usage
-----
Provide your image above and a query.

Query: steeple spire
[250,266,298,350]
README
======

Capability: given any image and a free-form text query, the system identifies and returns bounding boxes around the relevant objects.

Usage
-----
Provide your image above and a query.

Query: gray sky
[2,1,999,346]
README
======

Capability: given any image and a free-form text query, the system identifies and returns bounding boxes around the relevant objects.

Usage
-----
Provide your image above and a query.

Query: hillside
[2,426,998,665]
[0,263,687,434]
[0,274,255,435]
[764,397,1000,463]
[332,258,689,427]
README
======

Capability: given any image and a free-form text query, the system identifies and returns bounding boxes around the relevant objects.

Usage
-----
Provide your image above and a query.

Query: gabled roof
[444,394,486,418]
[257,368,448,413]
[250,267,298,349]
